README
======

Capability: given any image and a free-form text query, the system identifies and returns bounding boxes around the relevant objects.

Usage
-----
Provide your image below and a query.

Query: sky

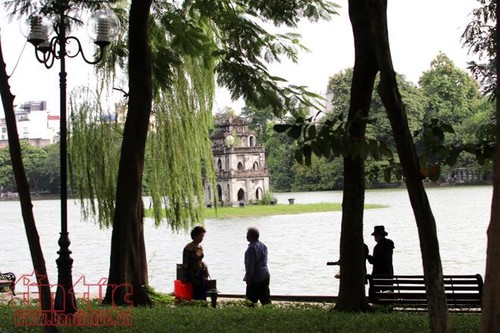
[0,0,482,116]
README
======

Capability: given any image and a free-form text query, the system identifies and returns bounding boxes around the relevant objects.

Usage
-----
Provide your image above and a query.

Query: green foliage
[0,146,16,191]
[327,68,426,147]
[271,69,427,185]
[273,115,394,171]
[6,51,493,198]
[414,119,457,181]
[418,53,482,126]
[264,122,298,191]
[291,154,343,190]
[145,53,216,230]
[462,0,496,97]
[3,0,122,19]
[414,54,494,180]
[39,143,60,193]
[68,87,122,226]
[213,107,239,124]
[266,54,494,187]
[15,142,47,191]
[143,285,175,306]
[69,52,217,229]
[240,105,275,144]
[258,190,276,205]
[0,142,59,194]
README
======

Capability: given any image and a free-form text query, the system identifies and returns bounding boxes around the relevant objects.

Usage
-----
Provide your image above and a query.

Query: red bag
[174,280,193,300]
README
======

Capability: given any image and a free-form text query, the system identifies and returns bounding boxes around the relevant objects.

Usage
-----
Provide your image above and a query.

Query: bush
[259,191,276,205]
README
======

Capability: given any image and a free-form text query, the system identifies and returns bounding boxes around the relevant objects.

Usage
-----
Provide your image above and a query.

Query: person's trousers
[246,278,271,305]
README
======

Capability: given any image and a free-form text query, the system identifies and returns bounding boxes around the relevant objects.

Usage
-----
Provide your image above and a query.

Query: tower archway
[255,187,263,200]
[217,184,223,203]
[237,188,245,202]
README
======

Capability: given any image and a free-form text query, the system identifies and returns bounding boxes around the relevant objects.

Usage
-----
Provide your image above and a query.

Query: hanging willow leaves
[68,50,216,229]
[146,53,216,230]
[66,2,220,230]
[68,87,122,227]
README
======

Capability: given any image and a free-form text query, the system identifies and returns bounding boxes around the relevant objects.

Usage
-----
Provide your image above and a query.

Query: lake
[0,185,491,297]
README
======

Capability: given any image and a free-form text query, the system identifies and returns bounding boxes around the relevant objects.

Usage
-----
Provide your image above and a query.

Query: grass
[0,300,480,333]
[145,203,387,219]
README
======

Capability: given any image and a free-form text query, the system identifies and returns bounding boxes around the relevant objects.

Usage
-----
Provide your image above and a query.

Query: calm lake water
[0,185,491,296]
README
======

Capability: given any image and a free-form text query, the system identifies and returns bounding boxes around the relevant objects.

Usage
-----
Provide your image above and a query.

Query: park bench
[0,272,16,296]
[367,274,483,312]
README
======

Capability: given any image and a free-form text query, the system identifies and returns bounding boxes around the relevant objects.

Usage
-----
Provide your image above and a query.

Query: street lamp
[25,3,119,313]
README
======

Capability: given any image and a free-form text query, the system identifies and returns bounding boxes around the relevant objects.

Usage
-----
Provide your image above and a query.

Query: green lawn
[0,301,480,333]
[145,203,387,219]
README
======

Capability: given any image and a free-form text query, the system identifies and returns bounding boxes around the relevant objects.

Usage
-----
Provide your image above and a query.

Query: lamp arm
[66,36,106,65]
[33,36,59,69]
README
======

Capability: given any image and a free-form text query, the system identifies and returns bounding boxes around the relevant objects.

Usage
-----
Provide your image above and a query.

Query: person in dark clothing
[367,225,394,276]
[244,227,271,305]
[182,226,209,300]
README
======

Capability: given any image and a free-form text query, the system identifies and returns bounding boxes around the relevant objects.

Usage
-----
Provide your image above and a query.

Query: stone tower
[205,116,270,206]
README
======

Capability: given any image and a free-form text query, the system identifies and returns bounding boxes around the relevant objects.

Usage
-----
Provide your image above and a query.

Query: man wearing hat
[367,225,394,276]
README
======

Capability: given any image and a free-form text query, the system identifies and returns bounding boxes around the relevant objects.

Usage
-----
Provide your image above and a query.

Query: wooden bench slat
[373,294,481,301]
[375,275,480,278]
[375,300,482,304]
[371,285,482,290]
[372,278,481,284]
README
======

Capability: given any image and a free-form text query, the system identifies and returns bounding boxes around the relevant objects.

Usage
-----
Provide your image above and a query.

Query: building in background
[0,101,59,148]
[205,116,270,206]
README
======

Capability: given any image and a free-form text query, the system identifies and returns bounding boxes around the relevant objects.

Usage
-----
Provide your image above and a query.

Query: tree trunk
[480,2,500,331]
[370,1,450,332]
[335,0,378,312]
[103,0,152,306]
[0,32,57,333]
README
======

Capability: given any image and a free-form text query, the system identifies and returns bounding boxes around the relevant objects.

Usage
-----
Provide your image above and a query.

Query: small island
[145,202,387,219]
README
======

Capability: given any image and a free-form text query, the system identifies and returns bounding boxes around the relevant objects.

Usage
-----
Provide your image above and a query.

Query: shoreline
[0,182,492,202]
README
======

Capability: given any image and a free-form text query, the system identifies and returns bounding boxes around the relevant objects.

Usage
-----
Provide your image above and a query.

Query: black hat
[371,225,388,236]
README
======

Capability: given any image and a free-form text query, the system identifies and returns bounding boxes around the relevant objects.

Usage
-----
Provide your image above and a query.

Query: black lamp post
[25,2,119,314]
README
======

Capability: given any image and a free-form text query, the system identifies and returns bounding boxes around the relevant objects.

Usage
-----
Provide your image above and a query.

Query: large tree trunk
[480,2,500,331]
[103,0,152,306]
[370,1,450,332]
[0,32,57,333]
[335,0,378,312]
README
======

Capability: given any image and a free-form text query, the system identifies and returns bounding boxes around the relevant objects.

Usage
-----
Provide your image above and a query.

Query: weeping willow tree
[69,58,215,229]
